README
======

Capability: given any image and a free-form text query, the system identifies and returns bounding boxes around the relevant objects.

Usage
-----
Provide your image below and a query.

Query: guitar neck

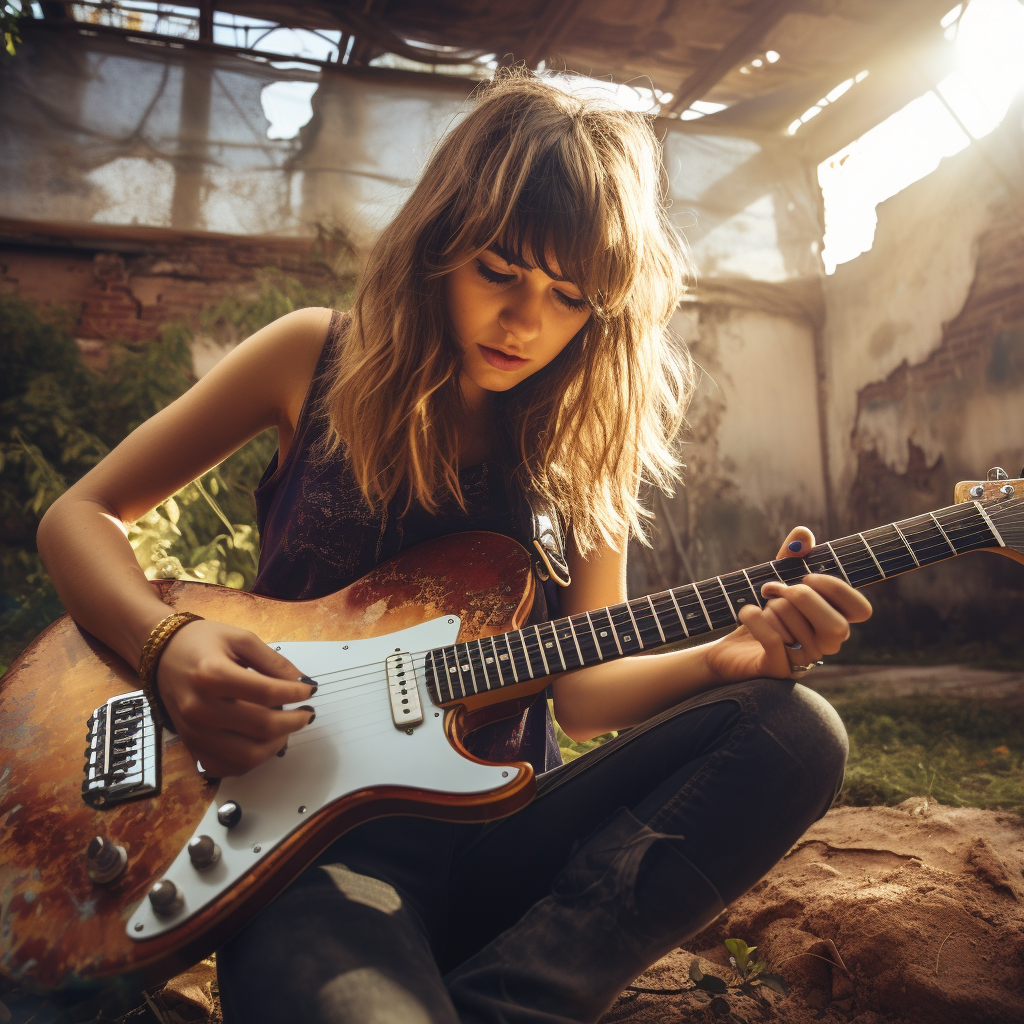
[425,498,1020,703]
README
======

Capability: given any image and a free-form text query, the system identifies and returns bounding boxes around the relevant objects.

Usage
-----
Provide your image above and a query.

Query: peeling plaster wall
[821,121,1024,654]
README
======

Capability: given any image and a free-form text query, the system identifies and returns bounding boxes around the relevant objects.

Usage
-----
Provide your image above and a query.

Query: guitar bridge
[82,690,161,808]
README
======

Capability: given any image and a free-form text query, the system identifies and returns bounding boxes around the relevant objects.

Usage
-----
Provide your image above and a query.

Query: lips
[478,344,528,371]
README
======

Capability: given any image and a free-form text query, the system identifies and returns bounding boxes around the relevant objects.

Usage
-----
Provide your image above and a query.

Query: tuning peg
[987,467,1009,481]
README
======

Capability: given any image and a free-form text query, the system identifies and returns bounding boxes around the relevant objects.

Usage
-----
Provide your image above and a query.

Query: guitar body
[0,531,542,991]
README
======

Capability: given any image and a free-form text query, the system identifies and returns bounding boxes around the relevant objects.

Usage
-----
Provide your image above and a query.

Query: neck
[425,497,1021,703]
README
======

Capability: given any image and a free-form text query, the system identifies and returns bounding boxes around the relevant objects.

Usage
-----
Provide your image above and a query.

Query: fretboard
[423,499,1011,704]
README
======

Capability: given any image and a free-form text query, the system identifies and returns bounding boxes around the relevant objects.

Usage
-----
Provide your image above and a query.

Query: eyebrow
[487,243,572,284]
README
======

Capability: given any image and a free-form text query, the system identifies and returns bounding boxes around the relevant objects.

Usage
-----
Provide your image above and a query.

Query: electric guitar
[1,471,1021,991]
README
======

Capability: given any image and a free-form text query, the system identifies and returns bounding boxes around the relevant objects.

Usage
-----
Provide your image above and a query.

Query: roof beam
[667,0,798,115]
[514,0,587,69]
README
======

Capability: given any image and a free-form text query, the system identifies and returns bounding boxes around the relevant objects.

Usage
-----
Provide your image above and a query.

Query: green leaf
[758,973,789,996]
[725,938,754,973]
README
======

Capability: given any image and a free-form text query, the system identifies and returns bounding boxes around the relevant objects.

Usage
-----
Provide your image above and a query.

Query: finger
[763,583,850,655]
[763,596,825,661]
[798,573,873,623]
[229,631,318,690]
[201,700,315,742]
[776,526,816,561]
[200,660,318,706]
[737,605,792,678]
[758,604,797,645]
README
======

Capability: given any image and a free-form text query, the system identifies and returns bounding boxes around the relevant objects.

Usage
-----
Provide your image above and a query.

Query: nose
[499,282,543,344]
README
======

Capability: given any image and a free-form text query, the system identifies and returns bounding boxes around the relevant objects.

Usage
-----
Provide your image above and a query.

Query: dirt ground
[603,800,1024,1024]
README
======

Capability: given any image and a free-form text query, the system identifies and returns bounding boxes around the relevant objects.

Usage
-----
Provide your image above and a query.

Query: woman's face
[445,244,591,405]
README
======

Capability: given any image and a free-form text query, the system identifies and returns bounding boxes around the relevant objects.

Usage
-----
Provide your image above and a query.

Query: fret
[973,501,1006,547]
[476,639,493,690]
[553,618,585,670]
[610,604,645,654]
[494,633,518,684]
[864,525,916,576]
[623,601,644,649]
[589,608,621,658]
[584,610,605,660]
[828,535,877,588]
[439,647,458,701]
[510,629,532,680]
[929,511,958,555]
[772,558,806,585]
[538,620,567,671]
[824,541,851,584]
[667,587,690,636]
[716,576,736,619]
[568,615,589,667]
[646,595,666,643]
[484,636,506,687]
[721,571,760,617]
[740,568,765,609]
[519,627,543,678]
[533,624,553,674]
[857,532,886,579]
[695,580,734,630]
[937,504,995,553]
[744,562,779,604]
[899,514,954,566]
[651,592,688,642]
[675,586,712,634]
[464,641,485,694]
[891,522,920,568]
[628,598,663,648]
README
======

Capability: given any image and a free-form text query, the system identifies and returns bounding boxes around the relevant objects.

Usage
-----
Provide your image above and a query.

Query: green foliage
[0,266,354,673]
[834,696,1024,814]
[549,706,617,762]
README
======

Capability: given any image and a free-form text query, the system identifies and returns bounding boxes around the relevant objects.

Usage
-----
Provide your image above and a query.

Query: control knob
[188,834,221,870]
[148,879,184,917]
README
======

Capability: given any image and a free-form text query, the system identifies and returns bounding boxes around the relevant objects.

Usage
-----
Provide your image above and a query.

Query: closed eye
[475,259,589,312]
[474,260,515,286]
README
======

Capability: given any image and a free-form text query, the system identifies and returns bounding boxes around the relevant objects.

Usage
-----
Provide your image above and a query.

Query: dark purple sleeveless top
[251,311,562,774]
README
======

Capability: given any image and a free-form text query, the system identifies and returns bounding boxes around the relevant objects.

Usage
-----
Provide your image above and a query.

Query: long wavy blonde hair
[321,71,695,553]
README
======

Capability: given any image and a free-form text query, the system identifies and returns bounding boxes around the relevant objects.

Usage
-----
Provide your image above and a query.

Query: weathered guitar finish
[1,475,1022,991]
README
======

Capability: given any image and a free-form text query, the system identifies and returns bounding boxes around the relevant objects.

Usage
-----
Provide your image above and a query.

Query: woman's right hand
[155,619,317,778]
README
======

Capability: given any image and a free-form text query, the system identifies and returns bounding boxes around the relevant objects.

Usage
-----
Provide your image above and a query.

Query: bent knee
[741,679,849,796]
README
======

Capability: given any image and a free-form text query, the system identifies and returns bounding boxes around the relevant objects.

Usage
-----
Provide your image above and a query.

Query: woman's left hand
[703,526,873,683]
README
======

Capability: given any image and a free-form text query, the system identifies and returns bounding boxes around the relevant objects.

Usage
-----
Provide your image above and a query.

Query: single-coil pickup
[385,653,423,729]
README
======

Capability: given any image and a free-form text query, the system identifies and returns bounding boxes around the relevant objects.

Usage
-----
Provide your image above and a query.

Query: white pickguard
[127,616,521,940]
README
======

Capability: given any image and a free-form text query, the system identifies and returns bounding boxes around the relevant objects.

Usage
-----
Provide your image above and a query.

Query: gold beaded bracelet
[138,611,204,731]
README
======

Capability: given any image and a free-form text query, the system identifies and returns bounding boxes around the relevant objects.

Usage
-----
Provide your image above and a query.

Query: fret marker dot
[600,631,608,637]
[624,635,632,642]
[499,654,508,660]
[449,667,457,673]
[486,657,493,663]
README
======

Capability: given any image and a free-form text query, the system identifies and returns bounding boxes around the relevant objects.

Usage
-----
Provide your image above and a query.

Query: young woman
[38,73,870,1024]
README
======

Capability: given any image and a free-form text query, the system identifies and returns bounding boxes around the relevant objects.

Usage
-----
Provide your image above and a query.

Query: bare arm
[36,306,334,774]
[551,527,872,742]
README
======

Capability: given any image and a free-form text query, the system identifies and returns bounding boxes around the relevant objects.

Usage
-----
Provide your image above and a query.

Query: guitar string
[284,511,1005,698]
[283,512,1011,704]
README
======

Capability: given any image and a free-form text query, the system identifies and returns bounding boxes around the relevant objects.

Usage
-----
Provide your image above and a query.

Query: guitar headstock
[954,467,1024,564]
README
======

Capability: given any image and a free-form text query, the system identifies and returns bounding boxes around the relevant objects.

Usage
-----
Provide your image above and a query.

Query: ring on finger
[791,660,825,673]
[784,642,803,651]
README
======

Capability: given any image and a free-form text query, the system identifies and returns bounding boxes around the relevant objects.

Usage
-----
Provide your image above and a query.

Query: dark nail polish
[299,675,318,695]
[788,540,803,552]
[277,743,288,757]
[299,705,316,724]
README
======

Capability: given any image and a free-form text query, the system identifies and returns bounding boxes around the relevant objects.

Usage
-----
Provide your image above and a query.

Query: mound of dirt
[603,800,1024,1024]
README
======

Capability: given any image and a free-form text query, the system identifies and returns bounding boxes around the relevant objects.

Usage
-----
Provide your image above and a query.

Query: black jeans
[218,679,848,1024]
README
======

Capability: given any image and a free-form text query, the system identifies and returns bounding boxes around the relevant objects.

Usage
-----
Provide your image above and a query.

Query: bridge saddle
[82,689,161,808]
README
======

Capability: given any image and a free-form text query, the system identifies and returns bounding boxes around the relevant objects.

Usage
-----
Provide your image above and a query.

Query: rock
[602,804,1024,1024]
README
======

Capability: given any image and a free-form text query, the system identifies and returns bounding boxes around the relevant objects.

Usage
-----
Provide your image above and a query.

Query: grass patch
[831,696,1024,815]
